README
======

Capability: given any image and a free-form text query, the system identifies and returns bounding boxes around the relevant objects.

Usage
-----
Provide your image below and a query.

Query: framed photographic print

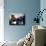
[9,13,25,25]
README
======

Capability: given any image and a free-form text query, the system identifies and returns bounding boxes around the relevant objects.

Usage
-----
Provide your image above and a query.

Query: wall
[0,0,4,42]
[4,0,40,42]
[40,0,46,26]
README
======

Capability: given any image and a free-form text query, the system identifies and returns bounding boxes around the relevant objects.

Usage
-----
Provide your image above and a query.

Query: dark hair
[11,15,14,17]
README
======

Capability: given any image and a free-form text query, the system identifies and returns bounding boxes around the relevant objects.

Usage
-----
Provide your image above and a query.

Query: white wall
[0,0,4,42]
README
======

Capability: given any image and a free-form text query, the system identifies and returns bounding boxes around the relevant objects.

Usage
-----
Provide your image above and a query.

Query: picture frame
[9,13,25,25]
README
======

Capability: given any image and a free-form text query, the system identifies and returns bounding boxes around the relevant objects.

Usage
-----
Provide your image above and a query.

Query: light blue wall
[4,0,40,42]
